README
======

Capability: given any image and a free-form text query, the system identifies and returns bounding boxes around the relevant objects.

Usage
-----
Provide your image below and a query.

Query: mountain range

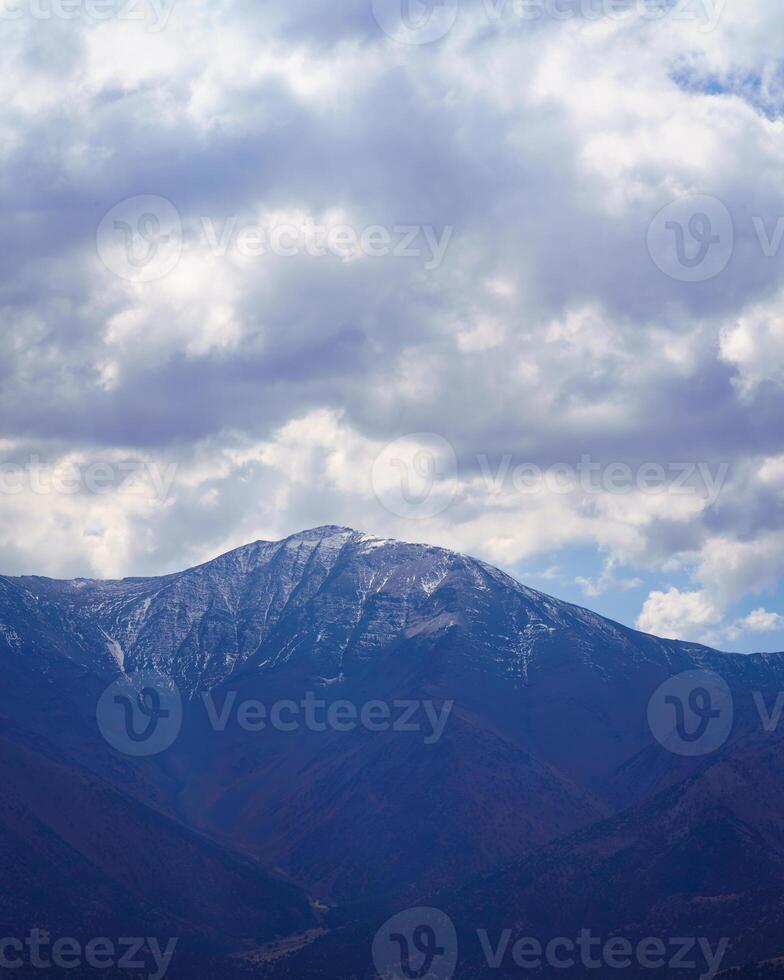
[2,525,784,978]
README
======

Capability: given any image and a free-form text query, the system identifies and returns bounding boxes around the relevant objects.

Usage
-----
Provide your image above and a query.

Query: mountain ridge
[2,524,778,681]
[3,526,784,974]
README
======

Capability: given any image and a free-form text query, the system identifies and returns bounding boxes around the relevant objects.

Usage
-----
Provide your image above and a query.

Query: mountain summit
[1,524,774,696]
[3,524,784,788]
[3,528,784,975]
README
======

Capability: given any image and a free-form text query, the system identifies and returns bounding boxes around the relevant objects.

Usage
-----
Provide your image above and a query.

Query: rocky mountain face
[2,526,784,977]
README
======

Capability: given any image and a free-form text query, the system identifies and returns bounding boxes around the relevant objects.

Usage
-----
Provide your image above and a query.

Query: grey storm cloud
[0,0,783,649]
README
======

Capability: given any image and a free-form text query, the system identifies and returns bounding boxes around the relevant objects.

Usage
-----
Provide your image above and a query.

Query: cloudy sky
[2,0,784,651]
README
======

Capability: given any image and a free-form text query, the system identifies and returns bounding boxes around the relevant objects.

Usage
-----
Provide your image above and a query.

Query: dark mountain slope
[2,527,784,976]
[0,721,314,951]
